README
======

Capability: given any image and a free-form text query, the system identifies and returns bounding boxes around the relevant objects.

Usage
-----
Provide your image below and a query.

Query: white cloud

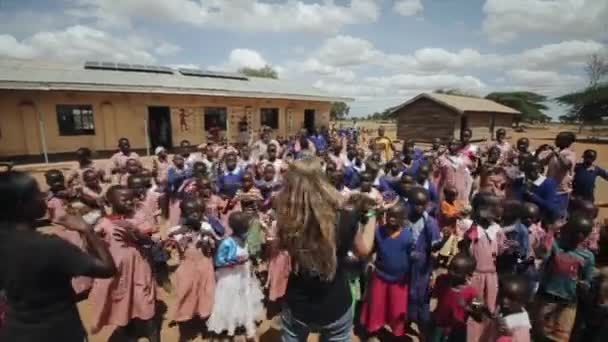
[153,42,182,56]
[72,0,381,34]
[483,0,608,43]
[508,40,606,69]
[0,25,157,63]
[506,69,585,95]
[366,74,486,92]
[393,0,424,16]
[317,35,382,67]
[288,58,357,81]
[209,48,269,72]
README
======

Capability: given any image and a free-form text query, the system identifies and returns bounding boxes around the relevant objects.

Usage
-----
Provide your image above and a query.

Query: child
[438,186,466,266]
[408,187,442,338]
[109,138,140,183]
[536,132,576,218]
[331,169,352,199]
[167,197,217,330]
[128,175,160,235]
[416,163,439,215]
[431,253,479,342]
[378,159,403,193]
[151,146,170,186]
[264,144,287,178]
[573,149,608,203]
[360,204,413,338]
[265,212,291,302]
[462,192,505,341]
[533,214,595,342]
[514,158,559,222]
[480,275,532,342]
[117,158,142,186]
[217,153,244,199]
[198,177,223,220]
[89,185,158,341]
[67,147,104,188]
[255,164,282,202]
[438,139,469,202]
[491,128,512,162]
[207,211,264,339]
[581,267,608,342]
[356,171,383,207]
[497,201,530,276]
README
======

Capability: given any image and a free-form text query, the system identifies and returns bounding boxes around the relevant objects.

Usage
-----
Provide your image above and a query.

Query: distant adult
[250,126,280,161]
[0,171,117,342]
[459,128,479,166]
[238,116,250,146]
[276,158,376,341]
[374,126,394,162]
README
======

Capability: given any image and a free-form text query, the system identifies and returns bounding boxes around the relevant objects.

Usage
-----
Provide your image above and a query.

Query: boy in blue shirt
[573,149,608,203]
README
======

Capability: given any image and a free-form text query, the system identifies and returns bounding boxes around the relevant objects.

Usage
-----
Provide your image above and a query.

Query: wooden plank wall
[396,98,458,142]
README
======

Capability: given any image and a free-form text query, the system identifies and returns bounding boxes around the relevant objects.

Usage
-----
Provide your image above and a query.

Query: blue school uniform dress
[407,212,441,324]
[344,163,365,189]
[217,168,244,198]
[512,175,559,220]
[573,163,608,202]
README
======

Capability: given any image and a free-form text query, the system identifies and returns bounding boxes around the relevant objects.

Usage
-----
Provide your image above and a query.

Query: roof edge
[389,93,464,115]
[0,81,354,103]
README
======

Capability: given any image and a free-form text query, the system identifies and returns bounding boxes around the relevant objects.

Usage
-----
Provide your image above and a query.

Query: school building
[390,93,521,142]
[0,58,348,162]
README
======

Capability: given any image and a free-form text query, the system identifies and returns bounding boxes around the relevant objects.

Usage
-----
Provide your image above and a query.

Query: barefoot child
[438,186,466,266]
[360,203,413,338]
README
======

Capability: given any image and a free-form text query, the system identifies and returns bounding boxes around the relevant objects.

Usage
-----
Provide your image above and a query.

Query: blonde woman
[276,157,376,342]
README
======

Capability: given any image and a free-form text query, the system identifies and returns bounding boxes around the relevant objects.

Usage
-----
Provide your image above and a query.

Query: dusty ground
[11,123,608,341]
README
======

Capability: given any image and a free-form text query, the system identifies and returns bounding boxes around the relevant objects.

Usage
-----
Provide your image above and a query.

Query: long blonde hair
[276,157,343,281]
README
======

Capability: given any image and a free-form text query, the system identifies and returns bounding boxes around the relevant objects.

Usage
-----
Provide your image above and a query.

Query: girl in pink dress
[89,186,158,341]
[438,140,470,202]
[199,177,224,220]
[167,197,217,331]
[461,193,506,342]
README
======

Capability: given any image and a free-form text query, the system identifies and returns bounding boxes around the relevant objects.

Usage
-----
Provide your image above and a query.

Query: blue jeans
[281,306,353,342]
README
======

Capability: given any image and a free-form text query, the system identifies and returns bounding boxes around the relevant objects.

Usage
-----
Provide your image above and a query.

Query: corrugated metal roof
[392,93,521,115]
[0,58,352,102]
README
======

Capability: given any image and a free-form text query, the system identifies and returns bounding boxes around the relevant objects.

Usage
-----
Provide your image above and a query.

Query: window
[204,107,227,130]
[56,105,95,135]
[260,108,279,129]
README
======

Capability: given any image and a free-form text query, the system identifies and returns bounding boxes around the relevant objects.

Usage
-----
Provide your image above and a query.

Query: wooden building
[390,93,520,142]
[0,58,349,162]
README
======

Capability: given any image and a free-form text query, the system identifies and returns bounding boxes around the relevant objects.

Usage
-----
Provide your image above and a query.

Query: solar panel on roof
[178,68,248,81]
[83,61,173,74]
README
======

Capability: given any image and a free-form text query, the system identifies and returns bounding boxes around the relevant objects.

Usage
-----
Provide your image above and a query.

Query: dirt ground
[12,122,608,341]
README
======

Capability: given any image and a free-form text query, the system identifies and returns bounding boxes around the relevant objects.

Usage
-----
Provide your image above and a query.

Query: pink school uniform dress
[168,225,216,322]
[132,190,161,235]
[466,223,505,342]
[46,197,94,296]
[479,310,532,342]
[109,151,140,184]
[265,221,291,301]
[438,154,469,202]
[168,177,198,227]
[89,216,156,334]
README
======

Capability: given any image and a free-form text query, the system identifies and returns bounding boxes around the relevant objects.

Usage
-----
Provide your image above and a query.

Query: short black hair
[76,147,92,158]
[228,211,252,237]
[499,274,530,302]
[557,131,576,145]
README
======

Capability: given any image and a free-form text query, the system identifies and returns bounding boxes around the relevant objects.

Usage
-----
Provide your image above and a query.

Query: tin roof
[0,58,351,103]
[392,93,521,115]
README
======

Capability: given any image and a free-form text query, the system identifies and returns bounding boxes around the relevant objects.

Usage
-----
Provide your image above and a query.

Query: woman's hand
[56,215,92,233]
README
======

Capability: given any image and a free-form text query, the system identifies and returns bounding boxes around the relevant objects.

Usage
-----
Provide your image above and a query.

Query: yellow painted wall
[0,90,332,157]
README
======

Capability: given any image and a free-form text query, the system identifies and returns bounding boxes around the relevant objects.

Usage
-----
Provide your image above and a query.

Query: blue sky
[0,0,606,118]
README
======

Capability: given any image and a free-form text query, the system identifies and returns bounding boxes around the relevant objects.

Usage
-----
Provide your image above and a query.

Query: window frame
[56,104,96,136]
[260,107,279,129]
[204,107,228,131]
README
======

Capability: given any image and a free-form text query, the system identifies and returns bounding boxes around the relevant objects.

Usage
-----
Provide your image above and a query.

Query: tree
[555,54,608,128]
[238,65,278,79]
[484,91,549,123]
[330,101,350,120]
[434,88,480,98]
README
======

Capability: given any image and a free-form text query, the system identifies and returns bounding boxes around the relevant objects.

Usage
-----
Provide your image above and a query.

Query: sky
[0,0,606,118]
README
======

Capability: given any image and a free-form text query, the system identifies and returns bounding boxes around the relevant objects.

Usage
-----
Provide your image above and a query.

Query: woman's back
[0,229,88,341]
[285,208,359,325]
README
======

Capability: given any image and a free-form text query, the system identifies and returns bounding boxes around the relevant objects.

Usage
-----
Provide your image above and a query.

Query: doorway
[148,106,172,151]
[304,109,315,134]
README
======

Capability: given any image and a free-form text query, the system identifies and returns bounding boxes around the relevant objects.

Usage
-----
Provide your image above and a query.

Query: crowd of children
[1,124,608,342]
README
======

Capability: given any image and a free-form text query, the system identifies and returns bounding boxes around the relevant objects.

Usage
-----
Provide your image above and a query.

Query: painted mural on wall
[170,107,204,145]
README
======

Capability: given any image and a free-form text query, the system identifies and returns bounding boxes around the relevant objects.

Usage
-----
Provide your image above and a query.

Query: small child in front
[360,203,413,338]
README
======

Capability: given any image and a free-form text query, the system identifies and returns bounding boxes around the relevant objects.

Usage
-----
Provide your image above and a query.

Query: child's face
[360,174,373,192]
[182,201,203,222]
[517,139,529,152]
[356,149,365,160]
[583,151,596,165]
[128,177,148,197]
[205,147,215,159]
[448,262,470,286]
[400,176,415,194]
[83,171,99,189]
[448,141,459,154]
[432,139,441,150]
[242,174,254,190]
[119,139,130,153]
[461,130,472,144]
[77,150,90,162]
[226,156,237,170]
[499,283,526,315]
[241,147,251,160]
[111,188,135,214]
[417,167,430,184]
[386,207,404,229]
[263,166,275,181]
[411,192,428,217]
[496,130,506,142]
[46,172,66,192]
[193,163,207,177]
[198,180,212,197]
[444,189,457,202]
[267,147,277,160]
[488,148,500,163]
[126,160,141,174]
[173,156,185,168]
